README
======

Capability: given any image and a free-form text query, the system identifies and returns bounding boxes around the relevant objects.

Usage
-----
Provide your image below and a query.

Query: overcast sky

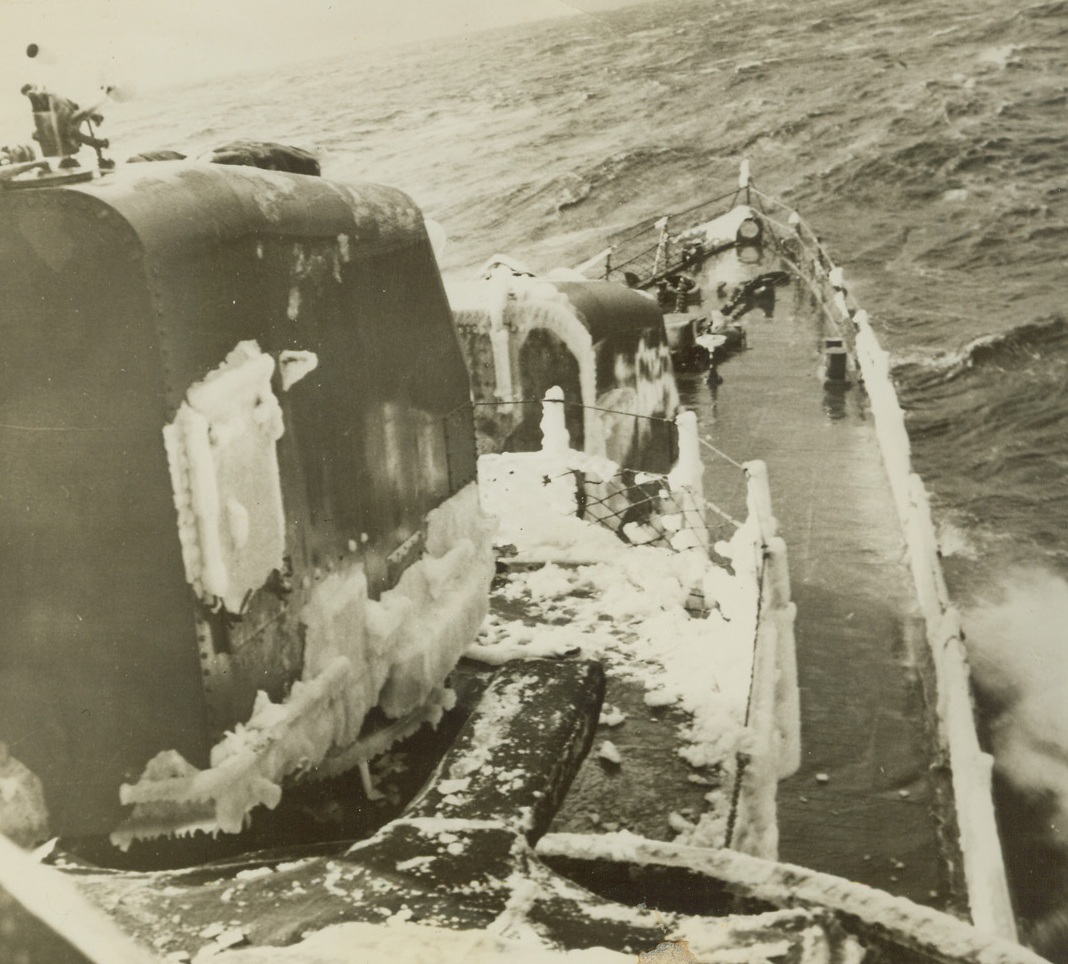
[2,1,594,91]
[0,0,662,135]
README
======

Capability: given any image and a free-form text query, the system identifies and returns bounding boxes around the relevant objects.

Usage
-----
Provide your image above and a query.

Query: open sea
[6,0,1068,956]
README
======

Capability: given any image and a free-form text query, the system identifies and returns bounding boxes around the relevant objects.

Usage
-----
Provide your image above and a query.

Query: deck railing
[751,189,1018,942]
[585,187,744,287]
[570,170,1018,935]
[503,389,797,859]
[473,389,772,552]
[749,190,850,345]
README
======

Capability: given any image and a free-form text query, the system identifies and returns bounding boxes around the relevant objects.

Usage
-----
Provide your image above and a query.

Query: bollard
[822,337,849,382]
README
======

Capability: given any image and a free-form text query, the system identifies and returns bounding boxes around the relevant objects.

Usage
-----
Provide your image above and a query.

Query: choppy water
[8,0,1068,954]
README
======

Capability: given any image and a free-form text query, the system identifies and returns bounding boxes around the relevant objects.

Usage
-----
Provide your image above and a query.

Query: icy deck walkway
[681,288,953,910]
[472,445,769,852]
[485,575,716,842]
[476,552,752,850]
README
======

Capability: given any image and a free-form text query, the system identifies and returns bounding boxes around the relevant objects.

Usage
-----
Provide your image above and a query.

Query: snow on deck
[473,429,779,853]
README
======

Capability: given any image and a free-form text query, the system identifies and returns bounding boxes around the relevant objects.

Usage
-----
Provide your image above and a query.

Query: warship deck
[681,280,955,909]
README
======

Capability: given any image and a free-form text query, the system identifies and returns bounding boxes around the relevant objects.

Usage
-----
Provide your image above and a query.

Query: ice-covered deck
[472,398,798,858]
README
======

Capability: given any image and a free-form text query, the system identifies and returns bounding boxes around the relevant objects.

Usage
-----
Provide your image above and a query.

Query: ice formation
[853,301,1015,936]
[535,831,1043,964]
[206,920,634,963]
[163,340,287,613]
[450,272,601,452]
[114,481,496,846]
[448,270,679,466]
[597,742,622,765]
[277,350,319,392]
[476,392,798,856]
[0,832,157,964]
[0,743,50,848]
[694,204,756,251]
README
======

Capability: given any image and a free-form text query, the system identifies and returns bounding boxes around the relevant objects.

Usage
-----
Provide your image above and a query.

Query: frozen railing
[753,194,1017,941]
[577,175,845,347]
[570,167,1015,913]
[480,388,776,559]
[748,188,851,347]
[479,388,798,857]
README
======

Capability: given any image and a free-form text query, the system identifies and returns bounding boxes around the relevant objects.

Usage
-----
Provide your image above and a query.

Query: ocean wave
[976,45,1022,69]
[896,311,1068,570]
[1020,0,1068,19]
[894,314,1068,384]
[491,145,697,219]
[828,138,969,204]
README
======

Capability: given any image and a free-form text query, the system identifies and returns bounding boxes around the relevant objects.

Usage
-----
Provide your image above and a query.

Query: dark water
[12,0,1068,954]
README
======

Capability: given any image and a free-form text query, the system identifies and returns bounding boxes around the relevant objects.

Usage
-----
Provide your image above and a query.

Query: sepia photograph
[0,0,1065,961]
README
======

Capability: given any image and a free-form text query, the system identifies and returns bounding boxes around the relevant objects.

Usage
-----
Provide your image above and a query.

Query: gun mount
[0,45,119,187]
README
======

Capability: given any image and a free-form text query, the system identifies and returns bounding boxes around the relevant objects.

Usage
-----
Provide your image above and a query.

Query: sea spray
[964,567,1068,958]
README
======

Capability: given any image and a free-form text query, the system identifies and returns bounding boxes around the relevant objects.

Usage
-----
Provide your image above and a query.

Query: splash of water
[964,567,1068,956]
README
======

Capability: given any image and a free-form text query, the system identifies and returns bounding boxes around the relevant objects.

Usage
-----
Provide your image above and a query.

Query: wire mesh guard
[472,395,751,553]
[490,414,754,624]
[572,466,701,550]
[574,465,726,618]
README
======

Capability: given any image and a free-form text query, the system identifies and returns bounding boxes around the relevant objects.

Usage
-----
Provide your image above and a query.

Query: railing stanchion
[539,386,569,456]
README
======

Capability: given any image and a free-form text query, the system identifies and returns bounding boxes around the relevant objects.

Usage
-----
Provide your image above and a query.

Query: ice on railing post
[668,410,703,492]
[854,310,884,376]
[852,307,912,522]
[666,410,708,552]
[768,537,801,780]
[653,216,670,277]
[854,308,874,347]
[540,386,570,456]
[573,247,614,280]
[783,212,804,267]
[739,159,752,204]
[827,266,850,321]
[744,459,777,546]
